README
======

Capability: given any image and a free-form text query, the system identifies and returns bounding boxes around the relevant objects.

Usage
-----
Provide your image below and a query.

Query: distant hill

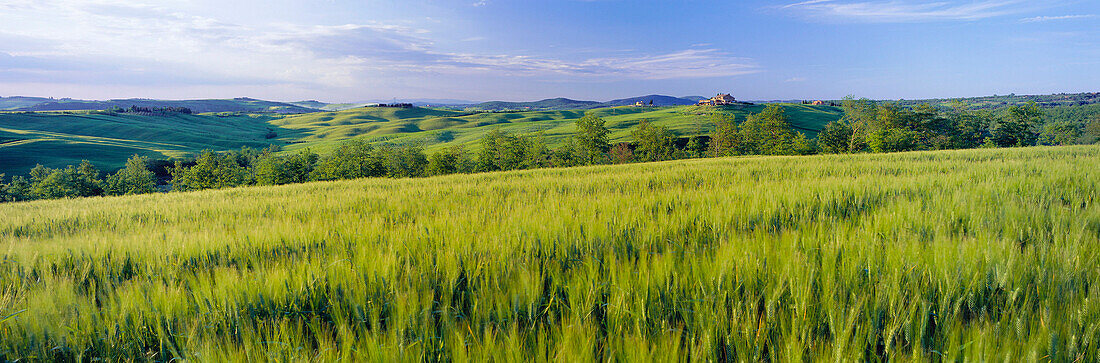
[470,98,605,111]
[5,97,320,114]
[468,95,706,111]
[886,92,1100,110]
[605,95,699,107]
[0,96,56,110]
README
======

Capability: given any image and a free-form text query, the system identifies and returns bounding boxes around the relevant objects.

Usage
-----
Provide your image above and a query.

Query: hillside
[0,104,842,175]
[1,97,319,114]
[272,103,843,154]
[1,146,1098,360]
[0,111,283,174]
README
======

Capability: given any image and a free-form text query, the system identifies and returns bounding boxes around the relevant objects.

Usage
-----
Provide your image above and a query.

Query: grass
[0,145,1098,360]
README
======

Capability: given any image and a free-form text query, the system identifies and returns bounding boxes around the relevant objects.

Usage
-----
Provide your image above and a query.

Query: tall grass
[0,146,1098,361]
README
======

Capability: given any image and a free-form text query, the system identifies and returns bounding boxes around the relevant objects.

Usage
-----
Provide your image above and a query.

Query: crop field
[0,146,1097,360]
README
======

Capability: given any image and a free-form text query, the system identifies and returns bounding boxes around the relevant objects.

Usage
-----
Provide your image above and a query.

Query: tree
[631,120,676,162]
[381,144,428,178]
[1080,116,1100,144]
[0,175,31,202]
[476,129,505,172]
[945,102,991,149]
[1039,121,1082,146]
[311,141,385,181]
[26,161,105,199]
[106,155,157,195]
[75,160,104,197]
[866,127,918,153]
[549,140,579,168]
[708,113,741,157]
[740,105,806,155]
[684,134,708,158]
[476,130,541,172]
[170,151,251,191]
[574,113,610,164]
[609,143,635,164]
[427,147,469,176]
[31,167,83,199]
[283,149,318,183]
[840,96,878,152]
[818,121,853,153]
[992,102,1043,147]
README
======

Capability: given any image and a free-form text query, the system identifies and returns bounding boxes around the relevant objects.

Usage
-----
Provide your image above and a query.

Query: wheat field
[0,146,1098,361]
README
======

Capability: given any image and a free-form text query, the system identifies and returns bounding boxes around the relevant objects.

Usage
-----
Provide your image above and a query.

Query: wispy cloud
[0,0,759,98]
[1020,14,1095,23]
[782,0,1027,23]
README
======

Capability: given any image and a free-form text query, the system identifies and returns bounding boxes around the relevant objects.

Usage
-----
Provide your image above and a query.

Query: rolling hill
[271,103,843,155]
[0,111,283,175]
[0,103,844,176]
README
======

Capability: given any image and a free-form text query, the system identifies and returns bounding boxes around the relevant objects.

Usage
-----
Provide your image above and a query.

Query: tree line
[814,98,1100,154]
[2,102,1098,203]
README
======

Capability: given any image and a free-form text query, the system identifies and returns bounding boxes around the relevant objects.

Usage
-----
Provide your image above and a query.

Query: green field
[0,104,842,175]
[273,104,842,154]
[0,112,280,174]
[0,146,1098,360]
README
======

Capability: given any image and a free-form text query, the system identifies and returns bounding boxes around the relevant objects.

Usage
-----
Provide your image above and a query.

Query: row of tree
[816,98,1100,154]
[3,102,1098,203]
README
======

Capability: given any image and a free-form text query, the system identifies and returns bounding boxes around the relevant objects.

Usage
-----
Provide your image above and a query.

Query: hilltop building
[697,93,737,106]
[812,100,825,106]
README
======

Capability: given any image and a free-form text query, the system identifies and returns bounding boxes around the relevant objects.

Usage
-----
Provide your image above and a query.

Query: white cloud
[782,0,1027,23]
[0,0,760,98]
[1020,14,1095,23]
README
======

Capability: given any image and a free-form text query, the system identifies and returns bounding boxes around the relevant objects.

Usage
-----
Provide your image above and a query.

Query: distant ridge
[2,97,320,114]
[470,98,605,111]
[605,95,700,107]
[467,95,701,111]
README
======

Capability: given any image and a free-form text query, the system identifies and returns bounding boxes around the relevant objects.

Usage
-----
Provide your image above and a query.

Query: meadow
[0,145,1098,360]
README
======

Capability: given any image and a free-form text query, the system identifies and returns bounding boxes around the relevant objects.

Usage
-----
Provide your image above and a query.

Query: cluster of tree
[0,156,156,202]
[368,103,414,108]
[709,105,815,157]
[108,106,194,115]
[816,98,1100,154]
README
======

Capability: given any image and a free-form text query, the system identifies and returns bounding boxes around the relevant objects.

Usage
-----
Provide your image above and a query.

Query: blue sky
[0,0,1096,102]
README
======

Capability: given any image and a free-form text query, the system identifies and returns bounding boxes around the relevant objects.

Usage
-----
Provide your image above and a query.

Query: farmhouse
[697,93,737,106]
[812,100,825,105]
